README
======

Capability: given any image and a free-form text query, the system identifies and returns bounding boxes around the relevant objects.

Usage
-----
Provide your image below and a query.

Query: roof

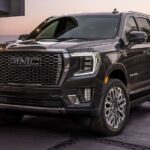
[64,12,121,17]
[60,11,150,18]
[47,11,150,22]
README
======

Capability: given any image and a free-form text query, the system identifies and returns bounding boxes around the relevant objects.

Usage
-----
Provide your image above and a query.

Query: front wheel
[91,79,130,136]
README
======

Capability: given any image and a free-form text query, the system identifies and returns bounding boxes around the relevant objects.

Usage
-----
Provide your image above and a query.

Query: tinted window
[39,21,59,39]
[137,17,150,42]
[124,17,138,41]
[37,15,120,40]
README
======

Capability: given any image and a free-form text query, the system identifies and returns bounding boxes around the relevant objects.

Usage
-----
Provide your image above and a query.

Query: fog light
[68,95,80,105]
[84,88,92,102]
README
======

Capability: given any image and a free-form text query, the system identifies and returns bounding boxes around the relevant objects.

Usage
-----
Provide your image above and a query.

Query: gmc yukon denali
[0,11,150,136]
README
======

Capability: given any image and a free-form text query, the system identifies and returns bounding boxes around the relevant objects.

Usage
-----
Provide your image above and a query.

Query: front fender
[105,63,131,90]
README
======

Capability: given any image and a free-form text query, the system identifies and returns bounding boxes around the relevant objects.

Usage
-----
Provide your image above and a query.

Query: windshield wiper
[36,37,55,40]
[36,37,97,41]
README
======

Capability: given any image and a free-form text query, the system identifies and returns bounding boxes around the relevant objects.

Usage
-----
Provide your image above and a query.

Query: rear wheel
[0,111,24,125]
[91,79,130,136]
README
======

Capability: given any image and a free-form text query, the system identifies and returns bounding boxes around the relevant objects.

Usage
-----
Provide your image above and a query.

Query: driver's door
[121,16,149,92]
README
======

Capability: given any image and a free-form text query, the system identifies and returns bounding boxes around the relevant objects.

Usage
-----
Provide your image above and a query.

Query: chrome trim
[70,52,101,76]
[2,49,70,88]
[130,85,150,95]
[6,48,67,52]
[10,56,41,66]
[0,103,66,114]
[6,83,42,87]
[60,51,70,86]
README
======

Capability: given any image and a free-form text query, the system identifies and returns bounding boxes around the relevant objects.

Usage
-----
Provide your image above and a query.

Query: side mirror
[18,34,29,40]
[129,31,148,44]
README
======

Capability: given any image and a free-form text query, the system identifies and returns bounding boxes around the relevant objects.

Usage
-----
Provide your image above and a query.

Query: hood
[6,39,117,52]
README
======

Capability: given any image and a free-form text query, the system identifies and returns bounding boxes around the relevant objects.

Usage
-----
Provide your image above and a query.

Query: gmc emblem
[10,57,41,66]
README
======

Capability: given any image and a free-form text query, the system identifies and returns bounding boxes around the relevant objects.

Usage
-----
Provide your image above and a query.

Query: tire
[90,79,130,136]
[0,111,24,125]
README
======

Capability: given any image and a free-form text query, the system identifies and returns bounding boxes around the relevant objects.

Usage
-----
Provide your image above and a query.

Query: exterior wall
[0,0,25,17]
[0,0,9,14]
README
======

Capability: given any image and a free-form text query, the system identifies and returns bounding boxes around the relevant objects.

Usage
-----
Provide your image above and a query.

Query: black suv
[0,11,150,136]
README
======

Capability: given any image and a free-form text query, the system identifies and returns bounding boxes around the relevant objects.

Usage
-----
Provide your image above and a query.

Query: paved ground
[0,102,150,150]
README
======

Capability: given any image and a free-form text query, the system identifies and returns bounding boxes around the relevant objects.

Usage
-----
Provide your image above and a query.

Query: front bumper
[0,76,104,117]
[0,49,105,117]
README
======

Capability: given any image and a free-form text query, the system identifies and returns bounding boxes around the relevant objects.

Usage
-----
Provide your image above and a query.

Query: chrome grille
[0,52,63,86]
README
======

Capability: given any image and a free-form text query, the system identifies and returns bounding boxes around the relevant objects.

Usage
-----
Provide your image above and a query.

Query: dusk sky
[0,0,150,35]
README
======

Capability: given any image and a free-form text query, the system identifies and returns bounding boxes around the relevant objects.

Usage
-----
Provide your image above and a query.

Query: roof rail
[127,11,150,16]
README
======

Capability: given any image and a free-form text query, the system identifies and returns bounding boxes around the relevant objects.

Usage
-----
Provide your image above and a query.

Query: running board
[130,94,150,107]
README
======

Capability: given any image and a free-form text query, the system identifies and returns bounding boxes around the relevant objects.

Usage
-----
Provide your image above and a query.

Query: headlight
[70,52,101,76]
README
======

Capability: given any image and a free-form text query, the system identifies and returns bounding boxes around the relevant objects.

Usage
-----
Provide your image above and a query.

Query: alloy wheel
[104,87,127,129]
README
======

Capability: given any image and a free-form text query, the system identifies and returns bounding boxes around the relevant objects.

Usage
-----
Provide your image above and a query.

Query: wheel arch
[105,63,129,87]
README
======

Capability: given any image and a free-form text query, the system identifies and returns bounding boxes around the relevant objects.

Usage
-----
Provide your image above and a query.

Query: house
[0,0,24,17]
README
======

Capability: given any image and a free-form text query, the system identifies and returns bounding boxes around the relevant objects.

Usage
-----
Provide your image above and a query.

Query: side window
[136,17,150,42]
[124,17,138,42]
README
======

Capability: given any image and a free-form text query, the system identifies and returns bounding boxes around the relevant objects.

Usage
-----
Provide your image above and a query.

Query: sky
[0,0,150,35]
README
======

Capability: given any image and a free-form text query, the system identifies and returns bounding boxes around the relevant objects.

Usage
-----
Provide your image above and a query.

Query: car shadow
[0,102,150,139]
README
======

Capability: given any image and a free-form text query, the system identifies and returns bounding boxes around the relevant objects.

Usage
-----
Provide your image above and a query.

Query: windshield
[26,17,55,40]
[36,15,120,40]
